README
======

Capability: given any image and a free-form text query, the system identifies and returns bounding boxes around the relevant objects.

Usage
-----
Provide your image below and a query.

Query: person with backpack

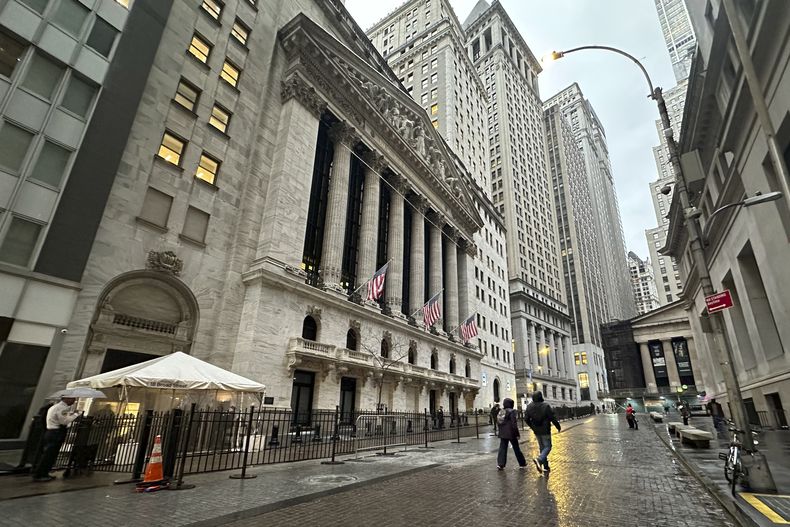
[625,403,638,429]
[489,400,501,436]
[525,391,561,474]
[496,398,527,470]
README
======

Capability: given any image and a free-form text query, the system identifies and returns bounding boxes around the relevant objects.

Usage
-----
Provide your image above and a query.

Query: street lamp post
[546,46,778,491]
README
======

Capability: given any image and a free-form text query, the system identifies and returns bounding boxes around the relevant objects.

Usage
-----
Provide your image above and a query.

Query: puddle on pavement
[303,475,359,485]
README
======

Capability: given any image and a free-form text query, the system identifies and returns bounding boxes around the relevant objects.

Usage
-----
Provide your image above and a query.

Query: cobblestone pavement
[223,415,736,527]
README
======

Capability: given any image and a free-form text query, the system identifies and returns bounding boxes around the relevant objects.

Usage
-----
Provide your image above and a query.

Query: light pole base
[745,451,776,493]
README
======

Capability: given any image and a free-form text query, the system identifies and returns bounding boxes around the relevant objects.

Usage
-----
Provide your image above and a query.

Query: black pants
[497,437,526,468]
[34,428,67,478]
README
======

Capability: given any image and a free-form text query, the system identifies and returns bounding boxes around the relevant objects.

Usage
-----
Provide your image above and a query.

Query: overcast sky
[345,0,679,257]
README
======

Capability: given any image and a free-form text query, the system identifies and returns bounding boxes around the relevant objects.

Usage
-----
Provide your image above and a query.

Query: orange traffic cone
[135,435,169,492]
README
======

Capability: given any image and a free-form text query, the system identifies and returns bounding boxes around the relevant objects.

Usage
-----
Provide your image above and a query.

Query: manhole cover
[304,475,359,485]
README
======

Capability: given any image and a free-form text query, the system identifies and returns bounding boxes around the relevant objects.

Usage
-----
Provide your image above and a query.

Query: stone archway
[80,270,199,378]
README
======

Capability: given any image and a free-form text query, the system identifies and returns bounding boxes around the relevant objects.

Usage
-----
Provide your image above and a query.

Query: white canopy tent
[67,352,265,413]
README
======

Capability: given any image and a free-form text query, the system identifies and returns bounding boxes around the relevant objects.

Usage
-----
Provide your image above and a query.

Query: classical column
[409,196,428,318]
[385,176,407,317]
[357,151,385,284]
[321,122,357,291]
[663,340,682,388]
[547,330,556,374]
[444,227,459,335]
[639,341,658,391]
[538,326,546,368]
[528,322,538,372]
[428,213,445,330]
[457,240,474,326]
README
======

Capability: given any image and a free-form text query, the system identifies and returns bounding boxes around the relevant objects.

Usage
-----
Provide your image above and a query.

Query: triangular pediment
[278,14,484,235]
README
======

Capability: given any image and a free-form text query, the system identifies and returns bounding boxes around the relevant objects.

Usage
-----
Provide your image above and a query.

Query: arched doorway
[493,378,501,402]
[81,270,199,378]
[345,328,358,350]
[302,316,318,340]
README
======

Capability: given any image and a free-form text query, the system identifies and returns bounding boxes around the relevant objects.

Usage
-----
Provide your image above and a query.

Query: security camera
[60,328,69,335]
[660,185,673,195]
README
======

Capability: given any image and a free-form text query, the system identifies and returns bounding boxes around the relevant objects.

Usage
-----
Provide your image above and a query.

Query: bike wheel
[724,461,733,483]
[731,461,741,496]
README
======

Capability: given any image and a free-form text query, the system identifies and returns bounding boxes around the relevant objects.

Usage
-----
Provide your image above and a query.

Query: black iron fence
[17,404,598,479]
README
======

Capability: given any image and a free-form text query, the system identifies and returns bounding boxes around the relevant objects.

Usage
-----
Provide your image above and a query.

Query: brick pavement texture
[223,415,736,527]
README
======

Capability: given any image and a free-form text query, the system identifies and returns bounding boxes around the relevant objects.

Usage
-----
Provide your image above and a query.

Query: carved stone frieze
[306,305,322,319]
[146,250,183,276]
[281,75,327,117]
[349,319,361,332]
[361,150,387,172]
[328,121,359,148]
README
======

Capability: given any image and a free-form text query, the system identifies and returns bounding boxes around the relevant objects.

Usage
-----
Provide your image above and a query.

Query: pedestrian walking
[32,396,79,482]
[495,398,526,470]
[679,402,690,426]
[525,391,561,474]
[437,406,445,430]
[490,400,501,436]
[664,403,670,415]
[706,398,725,430]
[625,403,637,429]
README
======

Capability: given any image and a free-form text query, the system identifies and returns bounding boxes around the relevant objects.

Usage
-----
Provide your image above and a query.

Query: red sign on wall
[705,290,734,314]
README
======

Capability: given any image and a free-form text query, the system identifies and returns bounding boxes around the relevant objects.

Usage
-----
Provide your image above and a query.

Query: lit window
[195,153,219,185]
[115,0,130,8]
[188,34,211,64]
[209,104,231,133]
[157,131,185,166]
[574,353,580,365]
[578,373,589,388]
[0,217,42,267]
[431,119,438,129]
[220,60,240,87]
[174,79,200,112]
[581,352,588,365]
[0,122,34,173]
[0,30,26,78]
[201,0,223,20]
[231,19,249,46]
[430,104,438,115]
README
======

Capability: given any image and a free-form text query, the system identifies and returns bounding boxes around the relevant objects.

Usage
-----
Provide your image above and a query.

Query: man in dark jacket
[489,400,501,436]
[496,398,527,470]
[525,391,561,473]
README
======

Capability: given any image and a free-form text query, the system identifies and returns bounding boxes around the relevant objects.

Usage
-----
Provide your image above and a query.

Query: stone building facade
[628,251,660,315]
[5,0,493,442]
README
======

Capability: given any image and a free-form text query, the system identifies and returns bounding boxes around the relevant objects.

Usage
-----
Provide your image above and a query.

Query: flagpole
[449,313,477,341]
[409,288,444,319]
[351,258,392,296]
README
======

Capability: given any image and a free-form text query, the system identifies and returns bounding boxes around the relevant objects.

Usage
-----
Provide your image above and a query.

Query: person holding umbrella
[32,395,80,481]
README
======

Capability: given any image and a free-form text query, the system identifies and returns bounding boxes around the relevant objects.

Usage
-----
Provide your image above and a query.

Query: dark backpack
[496,408,508,425]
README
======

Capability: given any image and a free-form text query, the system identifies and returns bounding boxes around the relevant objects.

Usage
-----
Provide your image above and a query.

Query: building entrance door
[765,393,788,429]
[339,377,356,424]
[290,370,315,425]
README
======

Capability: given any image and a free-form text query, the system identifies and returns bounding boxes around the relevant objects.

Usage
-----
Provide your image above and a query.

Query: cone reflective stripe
[136,434,167,491]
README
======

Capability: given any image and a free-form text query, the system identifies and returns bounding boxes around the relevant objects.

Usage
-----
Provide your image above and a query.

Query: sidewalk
[653,414,790,527]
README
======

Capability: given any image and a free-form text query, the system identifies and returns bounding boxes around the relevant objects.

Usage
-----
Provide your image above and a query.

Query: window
[0,217,41,266]
[188,34,211,64]
[430,104,438,115]
[220,60,240,87]
[231,19,249,46]
[581,353,588,364]
[431,119,438,129]
[19,0,48,13]
[578,372,589,388]
[182,206,209,244]
[86,18,118,58]
[0,122,34,173]
[431,88,437,99]
[157,131,185,166]
[205,104,231,133]
[21,54,64,99]
[0,31,26,78]
[60,76,97,117]
[431,58,437,69]
[195,153,219,185]
[174,79,200,112]
[431,73,437,83]
[138,187,172,228]
[574,352,580,365]
[201,0,223,20]
[52,0,89,37]
[29,142,71,187]
[420,93,428,104]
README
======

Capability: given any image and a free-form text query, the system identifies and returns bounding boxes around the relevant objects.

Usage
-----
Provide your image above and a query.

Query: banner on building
[671,338,695,385]
[648,341,669,384]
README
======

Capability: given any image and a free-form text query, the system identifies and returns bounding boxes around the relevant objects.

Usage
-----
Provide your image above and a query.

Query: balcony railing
[113,314,177,334]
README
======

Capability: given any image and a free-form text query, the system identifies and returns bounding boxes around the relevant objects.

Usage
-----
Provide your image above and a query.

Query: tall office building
[628,251,660,315]
[646,0,695,306]
[367,0,515,407]
[654,0,697,83]
[463,0,576,407]
[545,84,636,323]
[543,103,610,403]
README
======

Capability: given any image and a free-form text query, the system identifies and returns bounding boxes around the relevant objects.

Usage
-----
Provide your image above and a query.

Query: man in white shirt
[32,396,79,482]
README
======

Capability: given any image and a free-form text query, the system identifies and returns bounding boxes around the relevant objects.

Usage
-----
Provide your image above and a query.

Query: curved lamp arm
[700,202,744,244]
[550,46,655,96]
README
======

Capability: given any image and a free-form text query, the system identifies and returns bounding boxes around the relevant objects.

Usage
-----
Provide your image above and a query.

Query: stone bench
[650,412,664,422]
[667,421,684,432]
[679,428,714,448]
[673,424,694,438]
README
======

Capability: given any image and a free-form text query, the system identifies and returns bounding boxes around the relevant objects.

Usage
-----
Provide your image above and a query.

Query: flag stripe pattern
[460,314,478,342]
[366,262,389,301]
[422,292,441,328]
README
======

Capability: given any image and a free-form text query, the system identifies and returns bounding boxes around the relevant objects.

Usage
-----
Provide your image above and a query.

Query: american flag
[422,291,442,328]
[460,313,479,342]
[365,262,389,301]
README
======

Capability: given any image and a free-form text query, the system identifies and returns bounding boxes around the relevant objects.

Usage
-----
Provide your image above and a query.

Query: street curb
[185,463,441,527]
[652,425,760,527]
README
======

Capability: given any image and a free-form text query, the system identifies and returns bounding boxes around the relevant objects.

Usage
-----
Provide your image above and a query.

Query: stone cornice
[281,73,327,117]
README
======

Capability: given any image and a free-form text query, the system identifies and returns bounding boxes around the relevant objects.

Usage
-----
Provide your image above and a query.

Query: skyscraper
[367,0,516,407]
[628,251,660,315]
[544,84,636,323]
[464,0,575,407]
[654,0,697,83]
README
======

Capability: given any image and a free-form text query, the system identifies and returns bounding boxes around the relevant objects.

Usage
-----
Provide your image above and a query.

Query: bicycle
[719,420,759,496]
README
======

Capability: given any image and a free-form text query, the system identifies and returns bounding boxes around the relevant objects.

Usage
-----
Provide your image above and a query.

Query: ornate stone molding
[281,74,327,117]
[361,150,387,172]
[306,305,322,320]
[328,121,359,148]
[349,319,361,332]
[146,250,183,276]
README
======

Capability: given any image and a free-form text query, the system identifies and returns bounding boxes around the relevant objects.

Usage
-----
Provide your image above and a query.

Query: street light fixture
[701,191,783,244]
[546,44,776,491]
